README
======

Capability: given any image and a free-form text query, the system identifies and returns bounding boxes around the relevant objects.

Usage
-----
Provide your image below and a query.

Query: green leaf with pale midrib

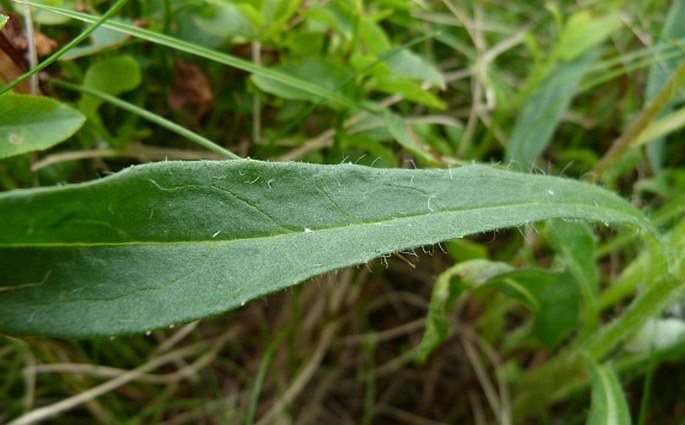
[0,161,654,337]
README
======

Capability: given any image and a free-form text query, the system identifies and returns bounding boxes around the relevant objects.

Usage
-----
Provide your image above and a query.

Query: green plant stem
[593,59,685,178]
[0,0,129,96]
[52,79,241,160]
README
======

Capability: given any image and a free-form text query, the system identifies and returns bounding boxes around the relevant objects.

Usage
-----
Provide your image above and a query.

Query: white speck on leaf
[212,230,222,238]
[304,227,313,233]
[547,190,555,196]
[9,133,23,144]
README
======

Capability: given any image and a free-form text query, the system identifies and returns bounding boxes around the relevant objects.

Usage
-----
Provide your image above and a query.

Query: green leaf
[0,161,655,336]
[645,0,685,172]
[529,271,581,349]
[191,3,258,39]
[384,112,440,165]
[417,263,468,362]
[555,12,620,62]
[374,77,445,109]
[586,360,632,425]
[251,57,352,104]
[27,0,77,25]
[547,219,599,335]
[507,50,597,168]
[0,94,85,159]
[20,2,364,111]
[418,259,562,360]
[384,48,445,88]
[635,105,685,148]
[59,27,129,60]
[0,13,8,30]
[79,55,142,115]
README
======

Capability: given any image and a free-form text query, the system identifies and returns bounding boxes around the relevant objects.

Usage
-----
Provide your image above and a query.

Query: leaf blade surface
[0,161,653,336]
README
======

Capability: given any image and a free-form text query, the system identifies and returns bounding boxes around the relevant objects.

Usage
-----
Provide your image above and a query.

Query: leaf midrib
[1,201,648,249]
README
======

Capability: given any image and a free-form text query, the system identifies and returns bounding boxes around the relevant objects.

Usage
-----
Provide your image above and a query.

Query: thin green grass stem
[636,346,656,425]
[0,0,129,96]
[52,80,241,160]
[245,326,291,425]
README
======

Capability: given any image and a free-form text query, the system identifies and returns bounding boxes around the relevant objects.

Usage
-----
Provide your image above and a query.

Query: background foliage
[1,0,684,424]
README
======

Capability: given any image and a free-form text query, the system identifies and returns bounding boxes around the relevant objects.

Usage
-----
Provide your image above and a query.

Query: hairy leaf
[0,161,654,336]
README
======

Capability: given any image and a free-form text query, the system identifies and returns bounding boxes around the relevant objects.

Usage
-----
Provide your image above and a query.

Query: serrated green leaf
[586,360,632,425]
[0,94,85,159]
[0,161,655,336]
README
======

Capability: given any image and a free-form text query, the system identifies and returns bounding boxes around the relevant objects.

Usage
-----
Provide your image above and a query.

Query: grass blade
[52,80,240,160]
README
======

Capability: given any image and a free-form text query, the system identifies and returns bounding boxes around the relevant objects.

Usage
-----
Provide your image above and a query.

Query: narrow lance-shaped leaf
[586,359,632,425]
[0,161,655,336]
[644,0,685,172]
[506,50,597,168]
